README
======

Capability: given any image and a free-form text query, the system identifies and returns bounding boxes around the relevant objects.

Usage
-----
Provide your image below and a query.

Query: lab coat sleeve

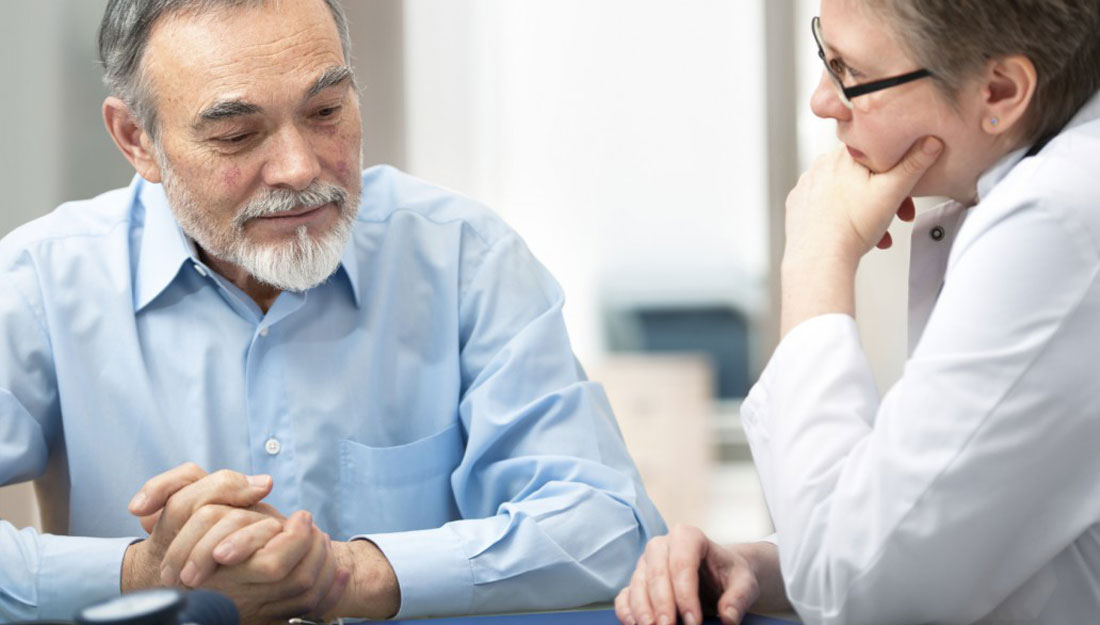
[0,253,137,621]
[741,199,1100,625]
[365,232,666,618]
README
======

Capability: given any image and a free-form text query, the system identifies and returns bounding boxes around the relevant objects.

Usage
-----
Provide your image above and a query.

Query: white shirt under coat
[742,90,1100,625]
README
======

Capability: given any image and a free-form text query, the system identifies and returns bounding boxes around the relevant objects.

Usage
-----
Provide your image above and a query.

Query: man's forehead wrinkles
[184,17,334,61]
[191,39,337,76]
[233,27,328,57]
[191,49,342,102]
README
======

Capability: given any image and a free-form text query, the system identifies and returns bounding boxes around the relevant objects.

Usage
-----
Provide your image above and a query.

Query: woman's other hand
[614,524,788,625]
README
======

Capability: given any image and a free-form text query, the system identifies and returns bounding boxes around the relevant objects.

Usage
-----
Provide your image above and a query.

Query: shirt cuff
[36,534,137,619]
[359,525,474,619]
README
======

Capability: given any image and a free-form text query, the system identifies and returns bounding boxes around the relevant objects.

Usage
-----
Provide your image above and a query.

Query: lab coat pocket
[338,423,465,536]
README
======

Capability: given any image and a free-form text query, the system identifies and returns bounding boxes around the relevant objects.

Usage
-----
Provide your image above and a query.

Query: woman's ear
[103,96,163,183]
[979,54,1038,137]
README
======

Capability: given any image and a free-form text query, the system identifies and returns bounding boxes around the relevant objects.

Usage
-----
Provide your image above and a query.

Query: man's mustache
[234,182,348,229]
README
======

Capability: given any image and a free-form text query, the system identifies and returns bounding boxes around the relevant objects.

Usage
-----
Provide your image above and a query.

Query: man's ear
[979,54,1037,138]
[103,96,163,183]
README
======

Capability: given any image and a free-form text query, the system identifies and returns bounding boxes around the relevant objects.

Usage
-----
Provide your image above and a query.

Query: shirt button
[192,263,209,277]
[930,226,945,241]
[264,437,281,455]
[258,326,269,337]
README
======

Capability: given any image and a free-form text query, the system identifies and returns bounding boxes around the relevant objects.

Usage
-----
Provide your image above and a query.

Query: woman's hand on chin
[779,136,943,336]
[784,136,943,266]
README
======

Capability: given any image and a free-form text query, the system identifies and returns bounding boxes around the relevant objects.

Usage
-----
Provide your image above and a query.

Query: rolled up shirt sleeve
[363,232,666,618]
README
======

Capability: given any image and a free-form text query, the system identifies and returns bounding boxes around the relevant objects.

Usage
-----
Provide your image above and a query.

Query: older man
[0,0,664,622]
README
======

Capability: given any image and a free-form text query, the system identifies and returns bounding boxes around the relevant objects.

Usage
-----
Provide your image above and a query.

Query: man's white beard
[158,159,359,292]
[231,219,352,292]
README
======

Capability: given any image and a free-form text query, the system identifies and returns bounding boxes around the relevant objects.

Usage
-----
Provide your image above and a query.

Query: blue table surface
[389,608,796,624]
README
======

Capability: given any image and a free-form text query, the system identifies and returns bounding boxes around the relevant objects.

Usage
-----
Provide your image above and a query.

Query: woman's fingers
[643,538,679,625]
[628,558,657,625]
[716,558,761,625]
[667,526,709,625]
[616,527,757,625]
[615,587,636,625]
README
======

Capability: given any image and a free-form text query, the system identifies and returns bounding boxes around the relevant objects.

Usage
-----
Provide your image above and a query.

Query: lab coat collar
[977,89,1100,202]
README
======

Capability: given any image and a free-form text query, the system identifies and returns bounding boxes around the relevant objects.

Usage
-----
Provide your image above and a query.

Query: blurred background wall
[0,0,914,547]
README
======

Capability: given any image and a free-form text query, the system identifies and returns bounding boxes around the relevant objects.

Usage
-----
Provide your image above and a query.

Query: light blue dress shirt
[0,166,665,620]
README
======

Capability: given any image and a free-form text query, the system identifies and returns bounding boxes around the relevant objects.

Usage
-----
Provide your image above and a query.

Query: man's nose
[809,70,852,122]
[261,125,321,191]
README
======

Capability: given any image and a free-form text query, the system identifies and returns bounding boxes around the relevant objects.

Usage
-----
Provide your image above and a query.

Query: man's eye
[218,133,253,144]
[317,106,341,118]
[828,58,846,76]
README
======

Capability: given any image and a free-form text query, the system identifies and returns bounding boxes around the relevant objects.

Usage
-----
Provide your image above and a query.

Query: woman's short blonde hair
[868,0,1100,146]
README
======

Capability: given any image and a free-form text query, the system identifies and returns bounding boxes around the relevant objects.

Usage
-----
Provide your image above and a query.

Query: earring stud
[990,117,1000,127]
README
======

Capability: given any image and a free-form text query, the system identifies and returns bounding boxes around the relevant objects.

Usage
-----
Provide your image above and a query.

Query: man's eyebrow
[305,66,355,100]
[193,101,262,130]
[190,67,354,131]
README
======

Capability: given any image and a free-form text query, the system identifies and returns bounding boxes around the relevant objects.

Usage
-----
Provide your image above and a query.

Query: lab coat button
[930,225,945,241]
[264,437,281,455]
[258,326,269,337]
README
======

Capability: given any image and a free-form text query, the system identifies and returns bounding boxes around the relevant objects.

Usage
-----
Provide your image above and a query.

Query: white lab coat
[742,90,1100,625]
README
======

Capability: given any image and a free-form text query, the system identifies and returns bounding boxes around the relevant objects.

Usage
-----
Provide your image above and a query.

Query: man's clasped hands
[120,463,396,624]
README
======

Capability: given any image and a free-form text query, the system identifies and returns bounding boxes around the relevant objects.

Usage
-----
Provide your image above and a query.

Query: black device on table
[9,588,238,625]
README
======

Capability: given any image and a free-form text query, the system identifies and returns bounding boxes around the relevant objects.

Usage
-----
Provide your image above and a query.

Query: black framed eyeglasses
[812,16,931,109]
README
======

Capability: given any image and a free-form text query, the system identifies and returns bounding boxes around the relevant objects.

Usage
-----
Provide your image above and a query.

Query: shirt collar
[131,177,363,312]
[133,177,195,312]
[337,228,362,308]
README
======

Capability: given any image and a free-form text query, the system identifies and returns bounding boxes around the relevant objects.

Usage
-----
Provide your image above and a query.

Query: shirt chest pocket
[337,422,465,536]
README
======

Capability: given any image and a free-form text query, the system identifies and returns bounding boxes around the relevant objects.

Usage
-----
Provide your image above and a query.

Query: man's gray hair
[98,0,352,140]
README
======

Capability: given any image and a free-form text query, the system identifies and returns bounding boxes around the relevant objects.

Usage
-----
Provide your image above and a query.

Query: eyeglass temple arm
[843,69,932,99]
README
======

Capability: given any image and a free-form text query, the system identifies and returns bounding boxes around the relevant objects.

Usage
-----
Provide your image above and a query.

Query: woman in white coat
[616,0,1100,624]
